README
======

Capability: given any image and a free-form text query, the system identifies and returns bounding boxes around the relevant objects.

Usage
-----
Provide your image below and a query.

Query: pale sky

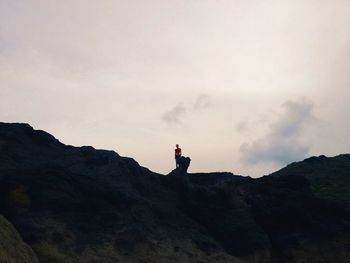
[1,0,350,177]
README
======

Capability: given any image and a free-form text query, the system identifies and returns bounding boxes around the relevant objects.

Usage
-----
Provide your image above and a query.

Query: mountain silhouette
[0,122,349,263]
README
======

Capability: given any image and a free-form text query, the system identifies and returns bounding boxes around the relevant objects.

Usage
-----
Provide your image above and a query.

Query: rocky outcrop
[0,215,39,263]
[0,122,350,263]
[168,156,191,178]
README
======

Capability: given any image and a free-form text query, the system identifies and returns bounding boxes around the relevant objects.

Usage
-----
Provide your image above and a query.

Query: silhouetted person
[175,144,182,168]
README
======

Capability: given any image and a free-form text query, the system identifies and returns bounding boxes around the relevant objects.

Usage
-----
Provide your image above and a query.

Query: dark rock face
[0,122,350,263]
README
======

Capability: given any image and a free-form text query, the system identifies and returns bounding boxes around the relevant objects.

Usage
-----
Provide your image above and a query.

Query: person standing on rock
[175,144,182,168]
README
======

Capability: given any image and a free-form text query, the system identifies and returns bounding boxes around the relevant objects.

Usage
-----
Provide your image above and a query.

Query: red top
[175,148,182,156]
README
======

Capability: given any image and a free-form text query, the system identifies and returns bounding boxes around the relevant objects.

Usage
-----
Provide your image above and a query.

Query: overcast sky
[1,0,350,176]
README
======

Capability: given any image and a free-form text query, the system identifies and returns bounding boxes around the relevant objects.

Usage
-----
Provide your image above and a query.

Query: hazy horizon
[1,0,350,177]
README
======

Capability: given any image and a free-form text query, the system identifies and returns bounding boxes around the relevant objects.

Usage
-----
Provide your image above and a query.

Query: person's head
[176,144,179,148]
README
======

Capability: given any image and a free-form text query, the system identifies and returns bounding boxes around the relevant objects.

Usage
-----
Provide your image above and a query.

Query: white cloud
[240,99,315,165]
[161,94,212,126]
[162,103,187,125]
[192,94,212,111]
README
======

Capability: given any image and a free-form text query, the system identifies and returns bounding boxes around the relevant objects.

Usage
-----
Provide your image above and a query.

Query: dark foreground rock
[0,122,349,263]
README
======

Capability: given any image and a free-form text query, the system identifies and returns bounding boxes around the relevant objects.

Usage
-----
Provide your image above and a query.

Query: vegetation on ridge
[272,154,350,202]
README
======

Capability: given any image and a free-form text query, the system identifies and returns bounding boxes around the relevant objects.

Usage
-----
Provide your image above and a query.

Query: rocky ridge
[0,122,349,263]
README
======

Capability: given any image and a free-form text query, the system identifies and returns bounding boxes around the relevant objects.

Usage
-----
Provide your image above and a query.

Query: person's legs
[175,156,180,168]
